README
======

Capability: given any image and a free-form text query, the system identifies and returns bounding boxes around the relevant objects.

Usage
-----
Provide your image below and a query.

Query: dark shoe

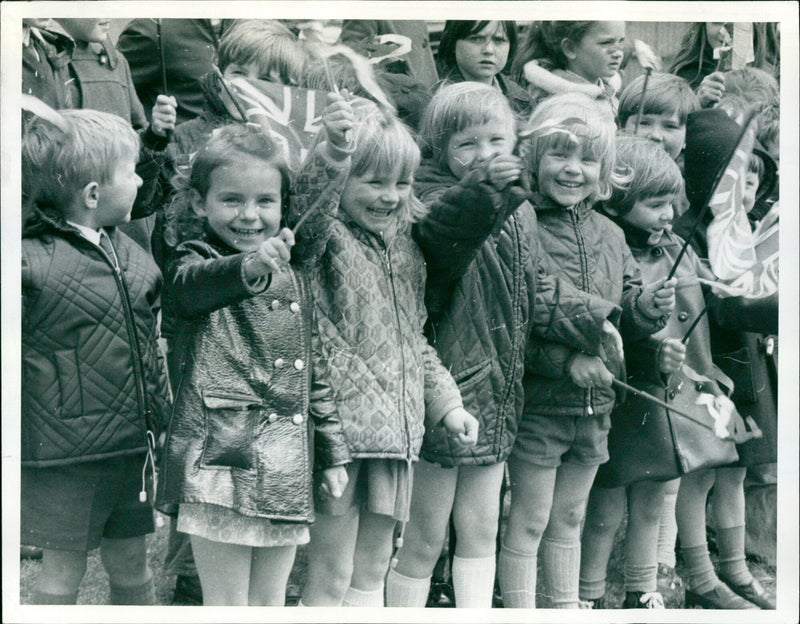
[723,577,775,610]
[174,574,203,605]
[426,581,455,608]
[580,595,609,609]
[623,591,665,608]
[20,545,43,560]
[684,582,760,609]
[657,563,684,607]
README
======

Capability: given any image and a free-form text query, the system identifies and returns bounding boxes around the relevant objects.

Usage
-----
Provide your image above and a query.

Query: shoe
[623,591,665,608]
[20,545,43,560]
[684,582,760,609]
[722,577,775,610]
[174,574,203,605]
[580,595,608,609]
[426,581,455,608]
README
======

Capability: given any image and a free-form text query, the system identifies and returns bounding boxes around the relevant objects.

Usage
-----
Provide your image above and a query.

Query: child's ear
[81,182,99,210]
[190,189,207,217]
[560,38,578,62]
[603,204,622,217]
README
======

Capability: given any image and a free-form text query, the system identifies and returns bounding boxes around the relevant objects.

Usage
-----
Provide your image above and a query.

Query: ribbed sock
[624,563,657,593]
[32,589,78,604]
[342,584,384,607]
[109,578,156,605]
[578,575,606,602]
[680,544,719,594]
[497,545,537,608]
[385,568,431,607]
[657,490,679,568]
[451,554,496,608]
[540,537,581,608]
[716,525,753,586]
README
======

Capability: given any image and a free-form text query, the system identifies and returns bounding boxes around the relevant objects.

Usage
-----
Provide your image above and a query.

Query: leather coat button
[292,413,304,425]
[668,389,676,400]
[274,358,285,368]
[678,312,689,321]
[270,299,280,310]
[653,248,663,256]
[695,383,704,392]
[290,302,300,313]
[268,413,278,423]
[294,359,304,370]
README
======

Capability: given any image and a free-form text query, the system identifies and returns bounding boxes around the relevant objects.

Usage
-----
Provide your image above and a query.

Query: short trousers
[511,411,611,467]
[21,454,155,552]
[177,503,309,547]
[314,458,411,522]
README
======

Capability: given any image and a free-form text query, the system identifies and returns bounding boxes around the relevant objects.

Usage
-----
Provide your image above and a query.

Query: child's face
[446,117,515,180]
[705,22,731,50]
[619,194,675,243]
[96,155,142,228]
[454,22,510,84]
[223,62,283,84]
[565,21,625,82]
[623,112,686,161]
[192,157,283,252]
[536,139,601,208]
[743,171,759,214]
[340,166,411,236]
[57,19,110,43]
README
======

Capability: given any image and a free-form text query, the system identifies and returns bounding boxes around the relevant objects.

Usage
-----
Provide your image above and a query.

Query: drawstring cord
[139,430,157,503]
[390,456,415,568]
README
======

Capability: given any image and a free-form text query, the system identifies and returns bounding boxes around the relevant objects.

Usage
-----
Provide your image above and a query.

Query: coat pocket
[54,349,82,416]
[201,390,262,470]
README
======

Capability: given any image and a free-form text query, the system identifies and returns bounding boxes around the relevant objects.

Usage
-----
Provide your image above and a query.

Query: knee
[454,507,499,552]
[100,538,150,581]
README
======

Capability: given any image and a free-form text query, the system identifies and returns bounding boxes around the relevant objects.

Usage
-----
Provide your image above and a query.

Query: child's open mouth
[230,227,264,238]
[556,180,582,189]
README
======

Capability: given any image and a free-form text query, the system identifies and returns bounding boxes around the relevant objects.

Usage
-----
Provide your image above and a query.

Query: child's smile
[537,143,601,208]
[620,194,675,243]
[340,168,411,236]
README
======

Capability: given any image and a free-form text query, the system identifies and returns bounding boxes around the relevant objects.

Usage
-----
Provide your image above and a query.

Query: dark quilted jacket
[156,233,350,522]
[289,146,464,461]
[525,193,667,417]
[413,163,618,465]
[22,208,169,467]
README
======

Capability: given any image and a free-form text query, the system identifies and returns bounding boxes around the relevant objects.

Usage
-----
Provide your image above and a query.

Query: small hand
[486,155,522,191]
[150,94,177,137]
[659,338,686,375]
[640,278,677,318]
[599,319,624,368]
[442,407,480,447]
[244,228,295,279]
[696,71,726,108]
[320,465,349,499]
[569,353,614,389]
[323,91,355,150]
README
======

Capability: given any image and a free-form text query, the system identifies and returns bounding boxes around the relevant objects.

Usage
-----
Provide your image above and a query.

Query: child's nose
[239,201,259,219]
[380,186,399,204]
[135,174,143,188]
[477,141,495,161]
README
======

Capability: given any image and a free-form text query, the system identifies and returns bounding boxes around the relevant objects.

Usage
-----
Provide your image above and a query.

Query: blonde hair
[419,82,517,172]
[345,102,427,224]
[522,92,621,202]
[22,108,139,213]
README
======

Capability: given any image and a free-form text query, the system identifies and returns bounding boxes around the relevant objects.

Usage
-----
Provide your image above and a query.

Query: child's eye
[491,136,509,145]
[258,196,278,205]
[221,195,243,205]
[492,35,509,44]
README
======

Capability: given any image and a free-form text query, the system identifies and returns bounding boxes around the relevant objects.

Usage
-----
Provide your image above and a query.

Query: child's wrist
[240,252,271,292]
[140,126,169,151]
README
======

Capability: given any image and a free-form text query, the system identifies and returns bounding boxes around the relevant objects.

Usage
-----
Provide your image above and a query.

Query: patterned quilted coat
[525,193,667,418]
[21,207,169,466]
[289,146,464,461]
[156,232,350,521]
[413,163,618,466]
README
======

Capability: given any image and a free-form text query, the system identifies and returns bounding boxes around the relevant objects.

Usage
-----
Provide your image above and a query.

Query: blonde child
[385,82,618,608]
[500,93,676,608]
[22,109,169,605]
[510,21,626,113]
[294,95,479,607]
[156,124,350,605]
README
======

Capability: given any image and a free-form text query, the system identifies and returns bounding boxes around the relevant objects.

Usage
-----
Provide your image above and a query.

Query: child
[668,22,730,107]
[21,109,170,605]
[579,136,726,609]
[294,95,479,607]
[436,21,532,117]
[386,82,620,608]
[155,124,349,606]
[500,93,676,608]
[510,21,626,113]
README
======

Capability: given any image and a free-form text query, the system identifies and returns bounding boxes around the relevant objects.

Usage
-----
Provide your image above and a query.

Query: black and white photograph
[2,2,797,623]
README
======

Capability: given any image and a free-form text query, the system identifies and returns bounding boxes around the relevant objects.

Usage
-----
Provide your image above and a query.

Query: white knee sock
[539,537,580,608]
[342,584,384,607]
[497,544,537,608]
[385,568,431,607]
[657,491,679,568]
[451,554,496,608]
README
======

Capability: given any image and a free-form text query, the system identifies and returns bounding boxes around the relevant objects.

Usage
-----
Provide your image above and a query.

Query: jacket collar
[531,191,593,217]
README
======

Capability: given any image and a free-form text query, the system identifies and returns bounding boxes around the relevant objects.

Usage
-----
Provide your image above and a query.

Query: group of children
[21,18,780,610]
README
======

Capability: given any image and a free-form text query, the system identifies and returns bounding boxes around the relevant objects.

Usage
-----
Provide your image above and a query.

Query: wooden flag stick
[634,67,653,134]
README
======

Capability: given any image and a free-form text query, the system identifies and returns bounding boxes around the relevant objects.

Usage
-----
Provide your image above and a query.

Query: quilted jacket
[156,232,350,521]
[21,207,169,467]
[289,145,464,461]
[413,163,617,465]
[524,193,667,417]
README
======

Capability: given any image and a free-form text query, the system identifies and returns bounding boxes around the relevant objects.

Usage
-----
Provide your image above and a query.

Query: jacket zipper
[567,207,594,416]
